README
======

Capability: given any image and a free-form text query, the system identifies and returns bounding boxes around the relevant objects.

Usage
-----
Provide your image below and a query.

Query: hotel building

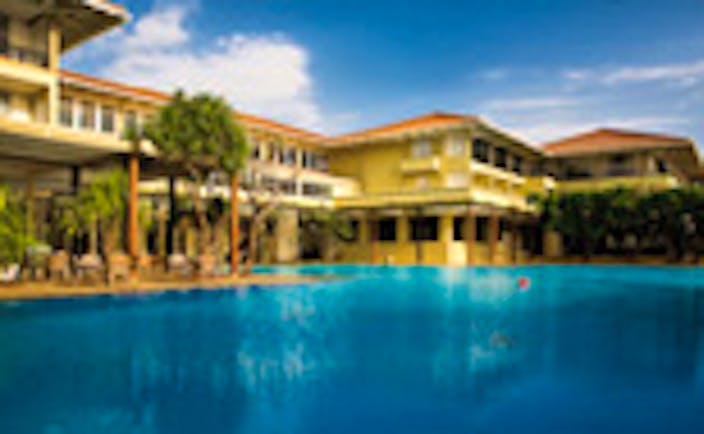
[0,1,701,267]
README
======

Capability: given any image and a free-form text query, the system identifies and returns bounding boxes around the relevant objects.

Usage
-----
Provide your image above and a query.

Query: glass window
[124,110,138,133]
[416,177,429,190]
[447,135,466,156]
[0,14,7,53]
[59,97,72,127]
[410,216,438,241]
[378,218,397,241]
[495,147,507,168]
[476,217,488,242]
[411,139,432,158]
[101,105,115,133]
[453,217,464,241]
[512,155,523,174]
[0,91,9,114]
[282,147,297,166]
[446,172,467,188]
[472,138,490,163]
[79,101,95,130]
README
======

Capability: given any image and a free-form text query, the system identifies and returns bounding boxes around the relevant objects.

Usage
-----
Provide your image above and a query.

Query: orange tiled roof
[331,111,479,146]
[60,70,171,102]
[543,128,691,156]
[59,70,326,142]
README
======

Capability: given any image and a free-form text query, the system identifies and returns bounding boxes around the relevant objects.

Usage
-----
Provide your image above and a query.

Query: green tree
[144,91,248,257]
[0,185,35,266]
[77,170,127,258]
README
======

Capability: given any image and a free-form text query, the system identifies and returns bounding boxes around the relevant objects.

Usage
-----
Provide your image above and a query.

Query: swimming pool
[1,265,703,433]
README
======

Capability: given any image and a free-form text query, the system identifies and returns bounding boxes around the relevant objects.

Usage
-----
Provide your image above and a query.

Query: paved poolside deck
[0,274,321,302]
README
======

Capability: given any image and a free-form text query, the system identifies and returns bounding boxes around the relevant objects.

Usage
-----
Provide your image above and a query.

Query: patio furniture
[75,254,104,284]
[167,253,192,276]
[48,251,71,282]
[0,264,21,283]
[25,244,51,280]
[107,253,130,286]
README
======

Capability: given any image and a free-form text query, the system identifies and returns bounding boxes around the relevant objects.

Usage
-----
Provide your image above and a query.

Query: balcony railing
[0,45,48,67]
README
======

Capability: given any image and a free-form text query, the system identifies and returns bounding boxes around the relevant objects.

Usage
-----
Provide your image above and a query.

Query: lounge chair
[75,254,104,284]
[0,264,20,283]
[167,253,192,276]
[48,251,70,282]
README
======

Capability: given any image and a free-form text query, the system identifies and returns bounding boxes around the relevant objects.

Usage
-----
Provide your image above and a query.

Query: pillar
[127,153,139,274]
[71,166,81,255]
[25,178,35,239]
[465,205,476,265]
[439,213,454,265]
[47,22,61,126]
[166,176,176,255]
[157,204,167,258]
[488,212,499,264]
[511,218,520,264]
[230,173,239,276]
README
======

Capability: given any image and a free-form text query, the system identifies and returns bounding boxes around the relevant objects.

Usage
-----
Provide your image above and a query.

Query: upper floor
[326,112,545,211]
[542,128,703,192]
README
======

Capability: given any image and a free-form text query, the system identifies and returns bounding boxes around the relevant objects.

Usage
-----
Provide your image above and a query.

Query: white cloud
[477,68,510,81]
[506,116,689,143]
[563,60,704,87]
[65,6,323,130]
[483,96,579,112]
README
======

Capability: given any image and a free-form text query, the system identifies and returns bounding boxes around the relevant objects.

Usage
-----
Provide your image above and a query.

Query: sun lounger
[0,264,20,283]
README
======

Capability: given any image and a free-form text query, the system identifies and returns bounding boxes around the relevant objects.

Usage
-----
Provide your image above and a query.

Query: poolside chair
[0,264,20,284]
[48,250,71,282]
[167,253,192,276]
[137,255,155,279]
[75,254,104,284]
[106,253,130,286]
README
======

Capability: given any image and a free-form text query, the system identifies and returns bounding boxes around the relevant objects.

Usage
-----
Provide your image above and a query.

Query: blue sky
[66,0,704,145]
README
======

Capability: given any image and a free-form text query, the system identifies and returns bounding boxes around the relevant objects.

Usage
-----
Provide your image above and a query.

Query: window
[251,143,261,160]
[59,97,72,127]
[453,217,464,241]
[512,155,523,174]
[124,110,138,133]
[282,147,297,166]
[447,135,466,156]
[657,159,668,174]
[101,105,115,133]
[446,172,467,188]
[410,216,438,241]
[494,147,507,168]
[476,217,488,242]
[314,154,329,171]
[0,91,8,114]
[472,138,491,163]
[378,218,397,241]
[0,14,7,53]
[79,101,95,130]
[411,139,432,158]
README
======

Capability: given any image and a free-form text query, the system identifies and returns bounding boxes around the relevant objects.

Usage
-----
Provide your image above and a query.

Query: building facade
[0,1,702,267]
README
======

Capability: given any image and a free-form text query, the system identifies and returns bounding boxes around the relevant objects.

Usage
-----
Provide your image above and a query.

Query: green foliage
[143,91,249,255]
[538,187,704,260]
[0,185,35,265]
[76,170,127,255]
[143,90,249,178]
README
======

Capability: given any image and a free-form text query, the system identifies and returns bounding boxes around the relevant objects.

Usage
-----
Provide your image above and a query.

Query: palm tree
[144,91,248,275]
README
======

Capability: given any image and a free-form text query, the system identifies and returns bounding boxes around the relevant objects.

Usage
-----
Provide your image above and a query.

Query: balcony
[0,45,48,67]
[468,159,525,185]
[556,175,680,192]
[400,156,441,174]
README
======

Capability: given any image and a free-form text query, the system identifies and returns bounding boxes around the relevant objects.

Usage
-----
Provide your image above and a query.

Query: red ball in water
[518,276,531,290]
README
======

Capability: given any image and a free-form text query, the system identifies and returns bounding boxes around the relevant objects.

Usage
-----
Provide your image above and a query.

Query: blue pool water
[1,265,704,433]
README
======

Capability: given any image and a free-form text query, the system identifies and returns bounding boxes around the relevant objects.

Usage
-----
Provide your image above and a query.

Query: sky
[65,0,704,146]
